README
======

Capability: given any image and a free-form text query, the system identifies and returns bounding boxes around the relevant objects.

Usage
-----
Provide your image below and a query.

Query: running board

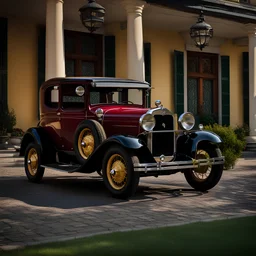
[41,163,80,173]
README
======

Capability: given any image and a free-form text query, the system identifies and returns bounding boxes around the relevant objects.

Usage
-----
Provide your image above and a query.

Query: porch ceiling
[0,0,249,39]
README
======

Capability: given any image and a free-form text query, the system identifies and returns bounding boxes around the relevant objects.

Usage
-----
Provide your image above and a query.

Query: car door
[39,84,62,149]
[59,83,87,151]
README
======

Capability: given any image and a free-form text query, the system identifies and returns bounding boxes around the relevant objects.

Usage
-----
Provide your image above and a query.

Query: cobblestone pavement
[0,149,255,250]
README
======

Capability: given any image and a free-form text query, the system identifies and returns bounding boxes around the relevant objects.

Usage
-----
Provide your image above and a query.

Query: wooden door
[187,51,218,119]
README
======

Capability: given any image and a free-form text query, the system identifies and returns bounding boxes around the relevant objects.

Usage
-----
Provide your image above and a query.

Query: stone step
[0,148,23,163]
[245,143,256,151]
[241,150,256,158]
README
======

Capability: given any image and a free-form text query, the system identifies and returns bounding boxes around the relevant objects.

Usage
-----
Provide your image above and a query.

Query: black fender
[76,135,155,173]
[176,130,222,159]
[20,127,56,163]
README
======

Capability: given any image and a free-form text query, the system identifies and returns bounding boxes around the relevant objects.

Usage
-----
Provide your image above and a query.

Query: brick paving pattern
[0,149,255,250]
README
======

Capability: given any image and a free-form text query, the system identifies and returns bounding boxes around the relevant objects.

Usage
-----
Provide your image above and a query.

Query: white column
[45,0,65,80]
[123,0,145,82]
[248,27,256,138]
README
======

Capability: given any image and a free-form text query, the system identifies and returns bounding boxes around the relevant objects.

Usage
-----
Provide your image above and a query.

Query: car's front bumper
[133,156,225,172]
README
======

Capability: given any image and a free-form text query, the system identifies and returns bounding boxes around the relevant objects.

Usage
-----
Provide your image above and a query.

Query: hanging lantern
[190,11,213,50]
[79,0,105,33]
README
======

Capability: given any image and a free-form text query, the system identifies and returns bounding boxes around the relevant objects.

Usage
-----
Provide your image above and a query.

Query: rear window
[61,84,85,109]
[45,85,59,109]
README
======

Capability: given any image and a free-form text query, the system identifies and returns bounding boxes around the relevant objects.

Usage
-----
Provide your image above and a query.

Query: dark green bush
[0,108,16,135]
[205,124,246,169]
[199,113,218,126]
[233,124,250,141]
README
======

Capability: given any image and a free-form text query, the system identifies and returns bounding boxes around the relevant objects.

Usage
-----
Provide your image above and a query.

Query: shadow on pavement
[0,174,204,209]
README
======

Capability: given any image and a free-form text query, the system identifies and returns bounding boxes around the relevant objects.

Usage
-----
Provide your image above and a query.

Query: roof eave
[146,0,256,24]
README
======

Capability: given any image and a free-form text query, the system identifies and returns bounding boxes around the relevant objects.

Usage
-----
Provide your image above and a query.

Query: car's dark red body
[20,77,225,198]
[38,78,148,151]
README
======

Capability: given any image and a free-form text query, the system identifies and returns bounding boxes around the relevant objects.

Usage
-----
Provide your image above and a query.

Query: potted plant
[0,108,16,149]
[9,128,25,151]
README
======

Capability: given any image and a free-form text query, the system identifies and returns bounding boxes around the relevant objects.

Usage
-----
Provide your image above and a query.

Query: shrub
[199,113,218,126]
[233,124,249,141]
[11,128,25,137]
[0,108,16,136]
[205,124,245,170]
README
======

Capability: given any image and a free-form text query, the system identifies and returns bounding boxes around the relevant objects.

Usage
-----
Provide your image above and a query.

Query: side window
[45,85,59,109]
[61,84,85,109]
[90,91,100,104]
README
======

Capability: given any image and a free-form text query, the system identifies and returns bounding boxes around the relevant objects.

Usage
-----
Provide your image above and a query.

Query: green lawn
[1,216,255,256]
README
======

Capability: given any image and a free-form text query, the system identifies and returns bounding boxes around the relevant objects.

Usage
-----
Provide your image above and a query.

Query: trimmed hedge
[205,124,246,170]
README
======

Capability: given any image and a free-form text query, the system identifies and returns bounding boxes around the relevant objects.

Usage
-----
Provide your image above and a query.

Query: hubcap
[193,149,211,181]
[106,154,127,190]
[78,128,94,159]
[27,148,38,176]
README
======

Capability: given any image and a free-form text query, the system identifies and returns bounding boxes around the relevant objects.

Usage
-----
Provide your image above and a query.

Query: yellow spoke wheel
[102,146,140,198]
[78,128,94,159]
[24,143,45,183]
[184,147,223,192]
[106,154,127,190]
[27,148,39,176]
[192,149,211,182]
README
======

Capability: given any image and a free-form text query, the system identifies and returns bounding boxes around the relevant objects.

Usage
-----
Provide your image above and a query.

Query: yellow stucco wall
[144,28,185,111]
[105,23,247,127]
[105,23,127,79]
[220,40,248,127]
[8,18,38,131]
[105,23,185,111]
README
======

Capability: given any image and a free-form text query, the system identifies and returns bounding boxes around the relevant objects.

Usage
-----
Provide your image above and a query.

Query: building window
[187,51,218,119]
[64,30,103,77]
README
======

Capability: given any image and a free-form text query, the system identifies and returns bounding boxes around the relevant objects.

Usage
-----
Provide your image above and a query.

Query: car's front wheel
[24,143,45,182]
[184,146,223,191]
[102,146,140,199]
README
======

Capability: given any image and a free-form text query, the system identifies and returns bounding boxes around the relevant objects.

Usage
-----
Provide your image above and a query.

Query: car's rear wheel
[102,145,140,199]
[24,143,45,182]
[184,146,223,191]
[74,120,106,167]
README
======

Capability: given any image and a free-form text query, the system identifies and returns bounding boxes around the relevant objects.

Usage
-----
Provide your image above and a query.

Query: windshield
[90,87,146,105]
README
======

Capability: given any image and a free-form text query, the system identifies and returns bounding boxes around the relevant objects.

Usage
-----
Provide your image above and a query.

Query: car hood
[90,105,149,137]
[90,105,148,118]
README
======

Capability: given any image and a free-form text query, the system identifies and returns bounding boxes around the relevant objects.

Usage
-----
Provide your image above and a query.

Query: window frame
[64,30,103,77]
[187,51,219,115]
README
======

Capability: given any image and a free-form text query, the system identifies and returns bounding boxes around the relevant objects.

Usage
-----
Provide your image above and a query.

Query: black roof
[44,77,150,88]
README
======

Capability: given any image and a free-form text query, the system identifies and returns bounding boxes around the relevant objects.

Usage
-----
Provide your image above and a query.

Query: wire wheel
[106,154,127,190]
[27,147,39,176]
[78,128,94,159]
[192,149,211,182]
[184,146,223,191]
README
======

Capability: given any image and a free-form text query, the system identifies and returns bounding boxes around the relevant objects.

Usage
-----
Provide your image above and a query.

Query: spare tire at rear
[74,120,106,164]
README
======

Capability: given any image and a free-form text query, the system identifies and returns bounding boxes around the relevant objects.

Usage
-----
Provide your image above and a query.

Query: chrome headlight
[95,108,104,119]
[139,113,156,131]
[178,112,195,131]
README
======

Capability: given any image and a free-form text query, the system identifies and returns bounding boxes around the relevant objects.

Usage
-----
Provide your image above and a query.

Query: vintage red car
[20,77,224,198]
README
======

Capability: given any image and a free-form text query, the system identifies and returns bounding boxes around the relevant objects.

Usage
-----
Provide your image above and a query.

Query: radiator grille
[152,115,174,156]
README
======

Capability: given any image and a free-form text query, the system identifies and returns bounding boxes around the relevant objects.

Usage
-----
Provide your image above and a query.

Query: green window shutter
[174,50,184,116]
[243,52,249,126]
[221,56,230,126]
[0,17,8,113]
[104,36,115,77]
[37,27,46,117]
[144,42,151,107]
